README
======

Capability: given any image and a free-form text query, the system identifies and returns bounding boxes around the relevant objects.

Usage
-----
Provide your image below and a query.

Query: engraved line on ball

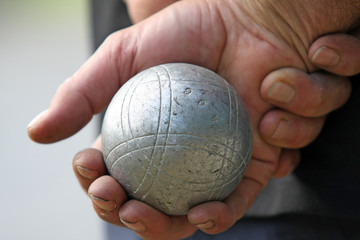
[121,72,159,197]
[208,78,235,201]
[108,140,245,181]
[106,133,242,166]
[109,142,247,185]
[118,72,146,171]
[140,65,174,200]
[132,67,164,196]
[124,72,156,160]
[132,66,174,200]
[125,78,229,93]
[109,145,247,192]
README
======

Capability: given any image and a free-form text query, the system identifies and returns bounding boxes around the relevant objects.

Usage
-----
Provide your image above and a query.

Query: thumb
[27,0,224,143]
[26,40,127,143]
[309,31,360,76]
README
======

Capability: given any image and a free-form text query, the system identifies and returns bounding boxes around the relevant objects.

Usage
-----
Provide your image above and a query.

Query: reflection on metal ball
[101,63,252,215]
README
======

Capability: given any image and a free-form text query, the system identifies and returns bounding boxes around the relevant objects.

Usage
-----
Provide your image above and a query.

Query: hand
[123,0,360,180]
[259,29,360,177]
[124,0,360,178]
[27,1,359,239]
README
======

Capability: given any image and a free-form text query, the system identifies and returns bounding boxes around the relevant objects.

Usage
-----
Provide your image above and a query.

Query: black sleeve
[91,0,132,50]
[298,74,360,217]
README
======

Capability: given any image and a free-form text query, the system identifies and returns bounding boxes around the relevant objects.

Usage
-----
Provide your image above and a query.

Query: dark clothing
[91,1,360,239]
[105,213,360,240]
[297,76,360,218]
[188,214,360,240]
[91,0,131,50]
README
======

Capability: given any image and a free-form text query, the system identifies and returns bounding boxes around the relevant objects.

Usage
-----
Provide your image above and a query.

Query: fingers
[260,67,350,149]
[261,68,351,117]
[73,147,128,227]
[119,200,196,240]
[272,149,300,178]
[259,110,326,148]
[262,31,360,175]
[187,176,266,235]
[73,147,107,192]
[188,201,237,234]
[73,143,197,239]
[309,32,360,76]
[89,177,197,239]
[88,175,128,226]
[188,157,276,235]
[260,31,358,149]
[72,147,269,237]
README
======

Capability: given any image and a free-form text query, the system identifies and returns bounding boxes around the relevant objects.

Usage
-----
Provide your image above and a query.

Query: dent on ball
[101,63,252,215]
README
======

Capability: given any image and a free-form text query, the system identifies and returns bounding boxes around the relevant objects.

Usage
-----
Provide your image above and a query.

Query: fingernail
[76,166,99,179]
[312,46,340,67]
[266,82,295,104]
[120,218,147,232]
[89,194,117,211]
[271,119,291,140]
[196,220,215,230]
[27,110,47,130]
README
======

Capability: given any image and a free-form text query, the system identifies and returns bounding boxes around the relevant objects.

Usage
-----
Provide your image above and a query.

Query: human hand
[27,0,359,239]
[259,29,360,177]
[123,0,360,179]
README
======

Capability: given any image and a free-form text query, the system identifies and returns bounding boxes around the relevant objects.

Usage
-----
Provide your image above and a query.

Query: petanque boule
[101,63,253,215]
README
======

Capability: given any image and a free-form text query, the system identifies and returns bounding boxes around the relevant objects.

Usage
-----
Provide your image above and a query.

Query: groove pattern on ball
[102,63,252,215]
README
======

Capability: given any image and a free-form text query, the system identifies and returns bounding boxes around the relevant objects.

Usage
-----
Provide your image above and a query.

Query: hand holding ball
[101,63,252,215]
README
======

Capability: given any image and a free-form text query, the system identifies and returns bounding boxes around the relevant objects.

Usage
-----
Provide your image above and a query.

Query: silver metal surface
[102,63,253,215]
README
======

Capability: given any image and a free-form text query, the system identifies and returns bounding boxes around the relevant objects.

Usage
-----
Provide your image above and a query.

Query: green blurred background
[0,1,103,239]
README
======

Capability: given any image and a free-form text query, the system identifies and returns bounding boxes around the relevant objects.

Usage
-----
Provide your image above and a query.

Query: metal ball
[101,63,252,215]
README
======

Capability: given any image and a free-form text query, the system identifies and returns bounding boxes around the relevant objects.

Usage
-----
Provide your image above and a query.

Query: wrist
[243,0,359,41]
[234,0,359,71]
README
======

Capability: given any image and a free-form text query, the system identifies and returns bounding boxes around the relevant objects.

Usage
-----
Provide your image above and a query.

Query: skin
[27,0,360,239]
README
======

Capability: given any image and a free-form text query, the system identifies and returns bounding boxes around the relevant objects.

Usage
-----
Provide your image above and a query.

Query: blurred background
[0,0,103,239]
